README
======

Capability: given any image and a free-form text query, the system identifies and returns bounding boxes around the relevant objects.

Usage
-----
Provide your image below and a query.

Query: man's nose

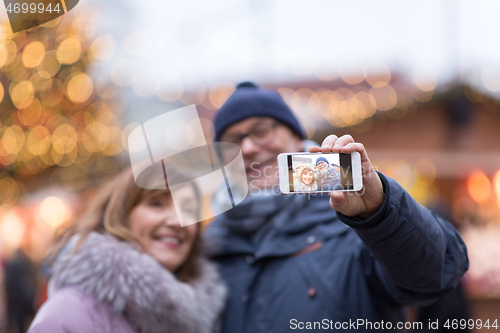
[240,136,260,156]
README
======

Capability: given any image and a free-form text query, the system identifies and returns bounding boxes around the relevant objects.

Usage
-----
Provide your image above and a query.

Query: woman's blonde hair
[50,165,202,282]
[298,166,316,186]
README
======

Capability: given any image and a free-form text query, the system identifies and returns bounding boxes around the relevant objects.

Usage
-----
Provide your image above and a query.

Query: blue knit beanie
[316,156,328,166]
[213,82,307,141]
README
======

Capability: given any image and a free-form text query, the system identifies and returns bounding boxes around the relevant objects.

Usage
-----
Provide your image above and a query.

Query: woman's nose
[163,210,182,228]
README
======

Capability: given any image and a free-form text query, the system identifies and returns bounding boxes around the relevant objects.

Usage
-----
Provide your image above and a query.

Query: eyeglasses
[220,122,279,146]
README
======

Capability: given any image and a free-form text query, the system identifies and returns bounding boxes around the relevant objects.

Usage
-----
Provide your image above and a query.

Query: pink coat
[29,284,136,333]
[28,232,227,333]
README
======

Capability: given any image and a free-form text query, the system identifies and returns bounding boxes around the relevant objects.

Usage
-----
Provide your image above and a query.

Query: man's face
[220,117,304,191]
[317,161,328,172]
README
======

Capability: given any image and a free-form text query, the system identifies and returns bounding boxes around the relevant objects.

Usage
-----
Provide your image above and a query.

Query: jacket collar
[50,232,227,333]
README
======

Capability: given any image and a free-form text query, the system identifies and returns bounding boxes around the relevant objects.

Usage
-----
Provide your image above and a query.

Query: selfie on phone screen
[278,152,362,194]
[292,154,346,192]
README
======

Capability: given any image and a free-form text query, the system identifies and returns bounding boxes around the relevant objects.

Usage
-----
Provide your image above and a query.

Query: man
[314,156,341,190]
[204,82,468,333]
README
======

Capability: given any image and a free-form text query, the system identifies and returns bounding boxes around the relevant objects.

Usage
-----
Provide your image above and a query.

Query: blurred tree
[0,12,125,207]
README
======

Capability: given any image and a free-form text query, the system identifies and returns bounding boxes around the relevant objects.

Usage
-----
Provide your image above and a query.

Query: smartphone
[277,152,363,194]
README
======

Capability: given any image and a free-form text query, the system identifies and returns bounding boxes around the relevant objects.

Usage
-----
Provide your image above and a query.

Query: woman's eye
[148,198,166,207]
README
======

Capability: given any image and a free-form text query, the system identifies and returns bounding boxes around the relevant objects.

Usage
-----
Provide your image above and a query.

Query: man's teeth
[160,237,180,245]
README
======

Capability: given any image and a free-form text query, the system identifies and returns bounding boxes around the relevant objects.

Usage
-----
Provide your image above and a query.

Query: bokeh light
[340,58,366,85]
[21,41,45,68]
[468,171,492,205]
[412,64,438,92]
[0,176,20,206]
[56,36,83,65]
[369,84,397,111]
[26,125,51,156]
[0,209,26,252]
[10,80,35,108]
[66,73,94,103]
[209,82,235,109]
[494,169,500,209]
[0,82,4,103]
[365,60,391,87]
[38,50,61,76]
[0,43,9,68]
[40,196,67,227]
[89,35,117,62]
[82,121,111,152]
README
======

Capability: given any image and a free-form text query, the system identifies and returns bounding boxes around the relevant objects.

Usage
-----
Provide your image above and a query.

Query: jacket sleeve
[28,288,96,333]
[337,172,469,306]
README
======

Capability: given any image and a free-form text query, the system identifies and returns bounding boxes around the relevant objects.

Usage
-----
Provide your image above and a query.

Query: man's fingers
[308,146,321,153]
[329,191,345,211]
[320,135,338,153]
[331,135,355,152]
[340,142,369,162]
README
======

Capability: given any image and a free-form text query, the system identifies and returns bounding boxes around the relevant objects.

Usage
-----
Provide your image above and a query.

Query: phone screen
[287,153,354,192]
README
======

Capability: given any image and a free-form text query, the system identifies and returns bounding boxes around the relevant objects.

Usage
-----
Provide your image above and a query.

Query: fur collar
[50,232,227,333]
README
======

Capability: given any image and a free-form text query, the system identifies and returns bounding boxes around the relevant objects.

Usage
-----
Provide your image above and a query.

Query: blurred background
[1,0,500,331]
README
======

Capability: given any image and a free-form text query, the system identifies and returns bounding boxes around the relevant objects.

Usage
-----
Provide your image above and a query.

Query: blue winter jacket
[204,173,469,333]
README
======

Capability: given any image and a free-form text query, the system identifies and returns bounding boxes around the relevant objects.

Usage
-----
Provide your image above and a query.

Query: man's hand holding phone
[309,134,384,220]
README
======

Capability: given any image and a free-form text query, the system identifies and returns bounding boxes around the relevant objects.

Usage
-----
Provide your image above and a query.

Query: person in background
[205,82,468,333]
[293,166,318,192]
[28,166,226,333]
[314,156,341,191]
[4,249,37,333]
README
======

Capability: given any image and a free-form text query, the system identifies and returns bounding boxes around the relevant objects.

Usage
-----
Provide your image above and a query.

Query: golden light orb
[89,35,116,62]
[66,73,93,103]
[10,80,34,109]
[21,41,45,68]
[467,171,492,205]
[56,37,83,65]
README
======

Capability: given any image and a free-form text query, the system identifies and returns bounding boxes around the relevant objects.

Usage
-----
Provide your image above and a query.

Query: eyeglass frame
[219,121,280,146]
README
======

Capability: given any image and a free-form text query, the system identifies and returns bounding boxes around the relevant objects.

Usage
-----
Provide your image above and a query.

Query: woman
[293,166,318,192]
[28,166,227,333]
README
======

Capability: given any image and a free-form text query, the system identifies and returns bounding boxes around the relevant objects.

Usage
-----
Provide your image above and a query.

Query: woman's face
[302,170,313,185]
[128,185,198,272]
